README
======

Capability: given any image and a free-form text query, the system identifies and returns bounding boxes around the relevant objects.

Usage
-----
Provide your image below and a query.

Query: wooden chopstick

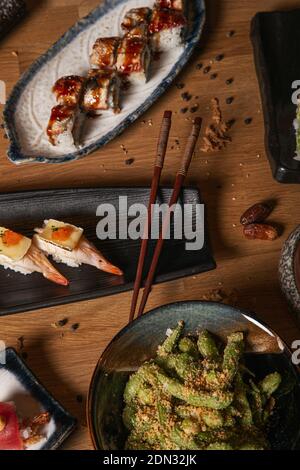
[137,117,202,318]
[129,110,172,323]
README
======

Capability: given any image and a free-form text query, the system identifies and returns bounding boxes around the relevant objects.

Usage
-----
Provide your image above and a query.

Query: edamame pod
[197,330,220,360]
[158,321,184,356]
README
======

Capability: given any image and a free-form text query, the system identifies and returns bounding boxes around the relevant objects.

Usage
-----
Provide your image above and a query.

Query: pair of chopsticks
[129,112,202,323]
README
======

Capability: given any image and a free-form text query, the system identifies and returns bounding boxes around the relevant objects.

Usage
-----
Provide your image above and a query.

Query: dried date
[243,224,278,241]
[240,203,272,225]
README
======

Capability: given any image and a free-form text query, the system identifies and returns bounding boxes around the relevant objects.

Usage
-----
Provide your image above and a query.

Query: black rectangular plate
[251,9,300,183]
[0,187,215,316]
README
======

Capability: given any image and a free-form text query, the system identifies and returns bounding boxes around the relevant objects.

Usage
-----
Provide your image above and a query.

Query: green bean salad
[123,321,281,450]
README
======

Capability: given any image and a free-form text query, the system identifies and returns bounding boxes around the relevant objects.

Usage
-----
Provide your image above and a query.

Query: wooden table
[0,0,300,450]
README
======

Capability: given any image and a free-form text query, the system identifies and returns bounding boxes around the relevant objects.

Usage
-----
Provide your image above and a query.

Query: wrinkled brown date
[240,203,272,225]
[243,224,278,241]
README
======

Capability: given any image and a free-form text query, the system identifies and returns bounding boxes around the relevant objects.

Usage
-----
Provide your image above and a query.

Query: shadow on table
[21,338,86,427]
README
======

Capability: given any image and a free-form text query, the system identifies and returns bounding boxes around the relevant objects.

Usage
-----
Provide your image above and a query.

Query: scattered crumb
[226,96,234,105]
[17,336,25,350]
[11,50,18,57]
[203,66,211,74]
[244,117,253,125]
[210,73,218,80]
[176,83,185,89]
[148,119,153,126]
[180,107,188,114]
[71,323,80,332]
[190,104,199,113]
[181,92,192,102]
[199,288,238,306]
[215,54,224,62]
[196,63,203,70]
[51,318,68,329]
[226,78,234,85]
[200,98,232,153]
[226,119,235,128]
[125,158,134,165]
[227,30,235,37]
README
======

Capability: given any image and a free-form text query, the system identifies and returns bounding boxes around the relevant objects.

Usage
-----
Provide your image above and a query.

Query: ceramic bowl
[87,301,300,450]
[279,225,300,324]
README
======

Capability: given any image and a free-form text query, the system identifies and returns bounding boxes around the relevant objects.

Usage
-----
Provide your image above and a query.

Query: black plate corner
[251,8,300,184]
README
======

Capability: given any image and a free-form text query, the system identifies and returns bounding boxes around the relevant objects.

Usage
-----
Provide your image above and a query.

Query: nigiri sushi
[52,75,85,106]
[82,69,121,115]
[149,7,187,51]
[121,7,152,32]
[33,220,123,277]
[0,227,69,286]
[155,0,186,12]
[47,105,84,147]
[90,37,120,70]
[116,37,151,84]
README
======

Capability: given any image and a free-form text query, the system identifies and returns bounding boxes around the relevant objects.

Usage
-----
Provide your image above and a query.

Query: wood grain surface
[1,0,300,450]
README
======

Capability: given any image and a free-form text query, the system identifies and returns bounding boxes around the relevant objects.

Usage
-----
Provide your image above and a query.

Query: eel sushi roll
[125,24,149,40]
[149,7,187,51]
[82,69,121,115]
[52,75,85,106]
[90,37,120,70]
[155,0,186,12]
[33,219,123,276]
[121,7,152,33]
[116,37,151,84]
[0,227,68,286]
[47,105,84,147]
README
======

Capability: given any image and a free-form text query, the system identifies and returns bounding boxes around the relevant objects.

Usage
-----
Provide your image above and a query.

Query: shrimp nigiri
[0,227,69,286]
[33,220,123,277]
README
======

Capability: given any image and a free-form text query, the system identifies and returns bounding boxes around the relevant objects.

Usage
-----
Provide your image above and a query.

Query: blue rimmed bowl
[0,348,76,450]
[87,301,300,450]
[4,0,205,164]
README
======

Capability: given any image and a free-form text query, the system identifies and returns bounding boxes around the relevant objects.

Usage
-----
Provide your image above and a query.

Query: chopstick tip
[164,110,172,119]
[193,117,202,127]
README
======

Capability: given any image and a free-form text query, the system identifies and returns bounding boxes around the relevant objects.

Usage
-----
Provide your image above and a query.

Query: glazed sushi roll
[33,219,123,276]
[121,7,152,32]
[125,24,149,40]
[155,0,186,12]
[52,75,85,106]
[149,7,187,51]
[82,69,121,115]
[0,227,69,286]
[47,105,84,147]
[116,37,151,84]
[90,37,120,70]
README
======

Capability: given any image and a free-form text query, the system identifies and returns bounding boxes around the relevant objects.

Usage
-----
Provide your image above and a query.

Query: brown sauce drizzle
[149,8,186,34]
